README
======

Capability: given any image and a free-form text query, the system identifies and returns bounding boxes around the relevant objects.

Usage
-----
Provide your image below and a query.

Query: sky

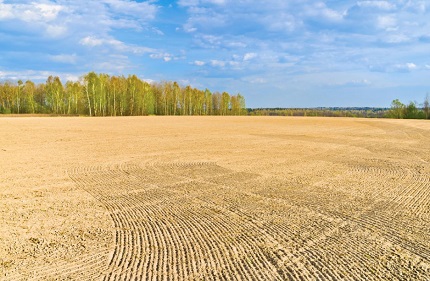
[0,0,429,108]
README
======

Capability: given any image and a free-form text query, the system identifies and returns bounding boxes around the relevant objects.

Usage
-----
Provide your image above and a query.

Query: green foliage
[424,94,430,119]
[404,102,419,119]
[386,98,428,120]
[387,99,405,119]
[249,107,388,118]
[0,72,246,116]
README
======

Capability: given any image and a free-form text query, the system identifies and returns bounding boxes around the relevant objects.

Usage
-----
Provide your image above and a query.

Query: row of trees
[0,72,246,116]
[248,107,387,118]
[387,96,430,119]
[250,96,430,120]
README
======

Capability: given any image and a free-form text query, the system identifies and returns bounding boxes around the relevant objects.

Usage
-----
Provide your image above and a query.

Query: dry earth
[0,116,429,280]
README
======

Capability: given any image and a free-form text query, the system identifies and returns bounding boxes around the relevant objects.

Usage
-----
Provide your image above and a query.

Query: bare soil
[1,116,429,280]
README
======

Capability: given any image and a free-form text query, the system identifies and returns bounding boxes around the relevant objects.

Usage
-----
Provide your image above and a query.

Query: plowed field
[1,116,429,280]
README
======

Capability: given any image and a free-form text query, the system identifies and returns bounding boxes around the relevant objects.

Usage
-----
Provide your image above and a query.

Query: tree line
[386,96,430,119]
[249,96,430,120]
[0,72,246,116]
[248,107,388,118]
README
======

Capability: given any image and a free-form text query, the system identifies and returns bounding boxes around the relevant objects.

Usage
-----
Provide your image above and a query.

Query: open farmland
[1,116,429,280]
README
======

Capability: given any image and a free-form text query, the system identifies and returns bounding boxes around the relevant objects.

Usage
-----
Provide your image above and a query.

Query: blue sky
[0,0,429,107]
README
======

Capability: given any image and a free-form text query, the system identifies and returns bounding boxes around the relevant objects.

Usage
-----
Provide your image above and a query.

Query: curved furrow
[67,161,430,280]
[195,176,430,280]
[116,195,277,279]
[341,164,430,260]
[190,179,378,280]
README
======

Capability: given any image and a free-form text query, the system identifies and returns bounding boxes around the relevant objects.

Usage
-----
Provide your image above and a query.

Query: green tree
[23,80,36,114]
[404,101,419,119]
[45,76,64,114]
[0,82,14,113]
[424,94,430,119]
[237,94,246,115]
[0,72,245,116]
[204,89,212,115]
[16,80,23,114]
[221,92,230,115]
[388,99,405,119]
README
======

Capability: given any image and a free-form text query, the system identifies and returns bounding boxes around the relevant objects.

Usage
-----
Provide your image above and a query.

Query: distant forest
[249,97,430,120]
[0,72,246,116]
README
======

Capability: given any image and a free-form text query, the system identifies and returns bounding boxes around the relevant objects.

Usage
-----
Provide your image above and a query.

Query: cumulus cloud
[0,2,13,20]
[0,1,158,36]
[1,2,64,22]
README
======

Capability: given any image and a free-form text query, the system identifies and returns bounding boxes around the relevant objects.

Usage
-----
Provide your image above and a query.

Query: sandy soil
[1,116,429,280]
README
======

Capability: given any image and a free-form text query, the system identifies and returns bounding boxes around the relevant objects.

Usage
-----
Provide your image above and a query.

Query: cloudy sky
[0,0,429,107]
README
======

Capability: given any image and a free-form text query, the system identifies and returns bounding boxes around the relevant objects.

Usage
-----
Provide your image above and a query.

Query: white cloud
[102,0,157,21]
[385,62,419,72]
[80,36,154,54]
[183,13,227,33]
[46,25,67,37]
[206,0,226,5]
[0,69,81,82]
[406,63,417,70]
[194,60,206,66]
[65,74,80,82]
[0,2,13,19]
[227,41,247,48]
[242,76,267,84]
[262,13,299,32]
[178,0,199,7]
[210,60,226,67]
[0,2,64,22]
[377,15,397,30]
[150,52,176,62]
[33,3,64,21]
[80,36,104,47]
[305,2,344,22]
[328,79,371,87]
[357,1,396,11]
[49,54,78,64]
[243,53,257,61]
[405,1,427,13]
[178,0,226,7]
[383,34,410,43]
[200,34,222,46]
